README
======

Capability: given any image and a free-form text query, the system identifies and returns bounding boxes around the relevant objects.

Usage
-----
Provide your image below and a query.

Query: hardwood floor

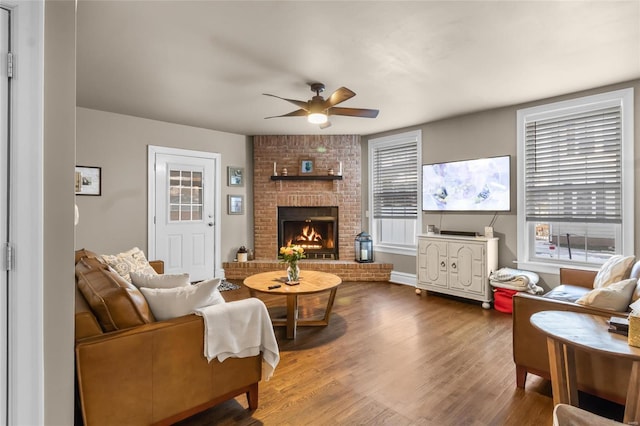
[174,281,592,425]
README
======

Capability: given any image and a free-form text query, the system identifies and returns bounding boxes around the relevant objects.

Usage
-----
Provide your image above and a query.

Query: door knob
[208,222,214,227]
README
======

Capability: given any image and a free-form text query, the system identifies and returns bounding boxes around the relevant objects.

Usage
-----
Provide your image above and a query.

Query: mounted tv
[422,155,511,212]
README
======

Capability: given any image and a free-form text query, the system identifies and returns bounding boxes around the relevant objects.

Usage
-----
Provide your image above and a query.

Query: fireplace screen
[278,207,338,259]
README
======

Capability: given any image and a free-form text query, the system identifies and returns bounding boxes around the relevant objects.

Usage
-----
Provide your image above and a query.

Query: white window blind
[372,141,418,219]
[525,105,622,224]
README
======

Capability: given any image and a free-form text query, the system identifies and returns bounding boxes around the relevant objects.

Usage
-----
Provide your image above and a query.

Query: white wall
[75,107,253,263]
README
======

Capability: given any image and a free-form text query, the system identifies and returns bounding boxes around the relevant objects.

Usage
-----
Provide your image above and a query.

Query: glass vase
[286,263,300,285]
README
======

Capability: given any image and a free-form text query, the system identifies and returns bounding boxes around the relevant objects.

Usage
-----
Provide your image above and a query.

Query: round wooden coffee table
[243,270,342,339]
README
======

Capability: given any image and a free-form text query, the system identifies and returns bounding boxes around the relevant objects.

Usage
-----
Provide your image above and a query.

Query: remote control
[268,284,281,290]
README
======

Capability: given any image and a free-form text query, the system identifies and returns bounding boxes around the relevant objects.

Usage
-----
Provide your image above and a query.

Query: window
[517,89,634,273]
[368,130,421,255]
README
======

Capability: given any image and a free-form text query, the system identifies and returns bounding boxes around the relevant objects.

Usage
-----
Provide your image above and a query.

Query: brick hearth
[223,260,392,282]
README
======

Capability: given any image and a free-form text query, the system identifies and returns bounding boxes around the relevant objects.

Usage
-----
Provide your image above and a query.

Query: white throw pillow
[576,278,637,311]
[100,247,157,283]
[593,255,635,289]
[139,278,225,321]
[130,271,190,289]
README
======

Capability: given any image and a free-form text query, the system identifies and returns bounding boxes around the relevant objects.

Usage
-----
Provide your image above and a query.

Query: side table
[530,310,640,424]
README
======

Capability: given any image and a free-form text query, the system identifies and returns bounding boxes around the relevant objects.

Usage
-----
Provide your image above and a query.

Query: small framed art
[228,194,244,215]
[227,166,244,187]
[301,159,314,174]
[75,166,102,196]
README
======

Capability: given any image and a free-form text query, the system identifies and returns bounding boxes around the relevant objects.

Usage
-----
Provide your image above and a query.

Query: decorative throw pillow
[75,257,155,331]
[139,278,225,321]
[130,271,190,289]
[593,255,635,288]
[100,247,157,283]
[576,278,637,311]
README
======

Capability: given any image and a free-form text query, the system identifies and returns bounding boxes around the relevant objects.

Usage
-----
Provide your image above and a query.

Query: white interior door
[0,7,9,422]
[148,146,220,281]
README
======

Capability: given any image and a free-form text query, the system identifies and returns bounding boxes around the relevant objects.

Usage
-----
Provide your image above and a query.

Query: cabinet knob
[440,261,446,268]
[451,262,457,269]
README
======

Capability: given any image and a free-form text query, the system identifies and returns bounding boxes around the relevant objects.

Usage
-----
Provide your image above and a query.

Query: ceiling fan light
[308,112,328,124]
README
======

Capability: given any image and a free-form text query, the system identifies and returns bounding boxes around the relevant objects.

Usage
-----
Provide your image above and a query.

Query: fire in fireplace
[278,206,338,259]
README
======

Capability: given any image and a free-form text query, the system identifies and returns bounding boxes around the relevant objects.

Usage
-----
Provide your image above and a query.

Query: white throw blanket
[489,267,543,294]
[193,298,280,380]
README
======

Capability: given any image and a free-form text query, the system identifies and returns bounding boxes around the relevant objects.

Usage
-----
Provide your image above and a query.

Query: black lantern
[355,232,373,263]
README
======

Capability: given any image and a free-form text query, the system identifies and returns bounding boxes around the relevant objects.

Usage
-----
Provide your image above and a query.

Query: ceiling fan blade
[329,107,379,118]
[263,93,309,110]
[319,120,332,130]
[264,109,308,119]
[324,87,356,108]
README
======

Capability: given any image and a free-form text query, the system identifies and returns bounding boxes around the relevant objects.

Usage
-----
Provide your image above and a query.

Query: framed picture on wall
[227,166,244,187]
[228,194,244,215]
[75,166,102,196]
[300,159,314,174]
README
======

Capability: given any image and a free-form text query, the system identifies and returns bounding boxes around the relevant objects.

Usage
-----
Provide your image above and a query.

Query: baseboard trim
[389,271,416,286]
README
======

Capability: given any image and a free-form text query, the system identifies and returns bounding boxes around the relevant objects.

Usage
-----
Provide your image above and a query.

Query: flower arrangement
[279,244,306,265]
[279,244,305,283]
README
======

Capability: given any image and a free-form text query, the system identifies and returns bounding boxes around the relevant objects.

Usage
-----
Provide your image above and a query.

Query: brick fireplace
[222,135,392,282]
[252,135,362,261]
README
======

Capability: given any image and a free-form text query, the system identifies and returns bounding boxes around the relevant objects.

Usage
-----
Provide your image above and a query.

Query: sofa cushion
[100,247,157,282]
[130,271,190,289]
[593,255,635,289]
[139,278,225,321]
[576,278,637,311]
[543,284,591,303]
[76,257,155,332]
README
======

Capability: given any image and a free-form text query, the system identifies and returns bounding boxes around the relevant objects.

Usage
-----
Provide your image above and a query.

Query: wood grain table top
[243,270,342,295]
[530,310,640,360]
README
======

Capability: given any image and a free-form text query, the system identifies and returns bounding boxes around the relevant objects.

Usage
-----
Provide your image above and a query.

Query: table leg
[624,360,640,424]
[547,337,579,407]
[286,294,298,339]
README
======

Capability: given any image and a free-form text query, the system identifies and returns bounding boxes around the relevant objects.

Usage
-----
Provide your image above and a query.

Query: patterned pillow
[100,247,157,283]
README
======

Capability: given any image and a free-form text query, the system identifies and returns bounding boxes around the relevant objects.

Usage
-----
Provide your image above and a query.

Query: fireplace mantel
[270,175,343,181]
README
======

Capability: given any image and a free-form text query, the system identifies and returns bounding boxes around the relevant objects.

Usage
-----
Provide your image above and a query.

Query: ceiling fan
[263,83,379,129]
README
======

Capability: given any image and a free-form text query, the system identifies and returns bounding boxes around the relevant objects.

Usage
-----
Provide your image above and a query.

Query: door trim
[147,145,223,278]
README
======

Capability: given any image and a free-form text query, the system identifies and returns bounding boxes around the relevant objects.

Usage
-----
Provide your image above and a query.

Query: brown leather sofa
[75,250,262,426]
[512,263,640,404]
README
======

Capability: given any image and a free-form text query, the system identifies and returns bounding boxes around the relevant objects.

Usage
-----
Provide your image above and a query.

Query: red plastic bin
[493,288,520,314]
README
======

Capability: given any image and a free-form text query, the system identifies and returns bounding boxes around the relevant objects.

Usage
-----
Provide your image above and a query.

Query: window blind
[525,105,622,223]
[372,141,418,219]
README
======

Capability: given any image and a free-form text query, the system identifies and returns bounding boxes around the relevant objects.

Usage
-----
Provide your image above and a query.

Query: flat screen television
[422,155,511,212]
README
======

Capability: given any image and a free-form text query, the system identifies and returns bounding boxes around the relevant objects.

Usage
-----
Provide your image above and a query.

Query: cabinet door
[419,239,448,288]
[448,242,485,295]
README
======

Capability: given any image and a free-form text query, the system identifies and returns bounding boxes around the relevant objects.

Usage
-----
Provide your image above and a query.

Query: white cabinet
[417,234,498,309]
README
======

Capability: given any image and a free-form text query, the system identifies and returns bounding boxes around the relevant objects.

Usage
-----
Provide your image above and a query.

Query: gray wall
[44,1,76,424]
[75,107,253,263]
[363,79,640,289]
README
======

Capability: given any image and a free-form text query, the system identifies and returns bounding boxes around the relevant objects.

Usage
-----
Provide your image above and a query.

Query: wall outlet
[484,226,494,238]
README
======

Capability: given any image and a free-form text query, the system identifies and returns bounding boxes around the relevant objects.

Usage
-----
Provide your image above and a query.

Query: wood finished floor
[174,282,580,425]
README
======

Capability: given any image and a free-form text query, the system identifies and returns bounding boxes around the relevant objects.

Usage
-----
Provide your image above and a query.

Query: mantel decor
[75,166,102,196]
[300,159,314,174]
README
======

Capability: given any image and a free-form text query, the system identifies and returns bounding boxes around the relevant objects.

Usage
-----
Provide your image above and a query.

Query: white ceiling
[76,1,640,136]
